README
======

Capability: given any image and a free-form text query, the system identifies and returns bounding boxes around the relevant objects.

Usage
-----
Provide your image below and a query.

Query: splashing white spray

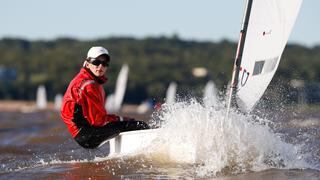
[148,98,310,176]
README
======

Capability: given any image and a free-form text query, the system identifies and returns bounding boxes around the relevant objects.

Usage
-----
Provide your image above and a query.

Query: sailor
[60,46,149,149]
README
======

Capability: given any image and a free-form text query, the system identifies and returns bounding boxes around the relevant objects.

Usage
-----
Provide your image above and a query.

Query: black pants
[74,120,149,149]
[73,104,149,149]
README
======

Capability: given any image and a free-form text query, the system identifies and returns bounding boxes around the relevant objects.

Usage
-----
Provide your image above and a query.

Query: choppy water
[0,100,319,179]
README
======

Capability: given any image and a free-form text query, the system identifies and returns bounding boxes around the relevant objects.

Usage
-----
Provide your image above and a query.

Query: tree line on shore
[0,36,319,105]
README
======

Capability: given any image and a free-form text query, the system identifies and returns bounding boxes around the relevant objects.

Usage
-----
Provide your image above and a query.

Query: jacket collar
[81,68,107,84]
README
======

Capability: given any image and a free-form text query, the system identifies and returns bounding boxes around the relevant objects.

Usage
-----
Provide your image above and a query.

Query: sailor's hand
[124,117,135,121]
[119,116,135,121]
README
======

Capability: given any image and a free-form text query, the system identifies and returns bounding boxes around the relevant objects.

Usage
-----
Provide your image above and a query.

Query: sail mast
[227,0,253,114]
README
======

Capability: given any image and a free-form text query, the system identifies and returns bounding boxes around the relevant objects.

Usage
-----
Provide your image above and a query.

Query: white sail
[54,94,63,110]
[106,64,129,113]
[36,85,47,110]
[234,0,303,111]
[203,80,218,108]
[105,94,115,112]
[165,82,177,104]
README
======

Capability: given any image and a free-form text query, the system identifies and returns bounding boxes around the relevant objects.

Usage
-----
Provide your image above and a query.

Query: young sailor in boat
[60,46,150,149]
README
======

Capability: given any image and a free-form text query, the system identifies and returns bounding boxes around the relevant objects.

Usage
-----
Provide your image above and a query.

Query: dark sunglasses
[90,59,109,67]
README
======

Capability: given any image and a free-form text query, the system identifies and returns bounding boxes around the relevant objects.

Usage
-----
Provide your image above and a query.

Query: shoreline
[0,100,55,112]
[0,100,152,120]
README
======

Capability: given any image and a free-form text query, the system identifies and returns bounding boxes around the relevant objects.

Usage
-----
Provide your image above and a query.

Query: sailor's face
[87,55,109,77]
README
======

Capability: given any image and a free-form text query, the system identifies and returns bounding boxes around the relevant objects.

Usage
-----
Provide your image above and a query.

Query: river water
[0,100,319,179]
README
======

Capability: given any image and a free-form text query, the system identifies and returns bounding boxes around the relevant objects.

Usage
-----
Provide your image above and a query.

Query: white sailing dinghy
[104,0,303,163]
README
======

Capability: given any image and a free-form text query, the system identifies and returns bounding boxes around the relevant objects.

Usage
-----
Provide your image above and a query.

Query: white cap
[87,46,109,59]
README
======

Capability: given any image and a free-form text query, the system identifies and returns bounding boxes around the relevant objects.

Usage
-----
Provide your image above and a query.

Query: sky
[1,0,320,47]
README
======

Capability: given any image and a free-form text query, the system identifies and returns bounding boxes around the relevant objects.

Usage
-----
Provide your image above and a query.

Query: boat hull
[104,129,198,164]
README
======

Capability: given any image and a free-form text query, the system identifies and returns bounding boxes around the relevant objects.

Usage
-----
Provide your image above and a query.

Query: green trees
[0,37,318,104]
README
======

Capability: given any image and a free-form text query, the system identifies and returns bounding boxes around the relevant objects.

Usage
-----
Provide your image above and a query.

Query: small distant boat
[165,82,177,104]
[54,94,63,110]
[105,64,129,113]
[203,80,218,108]
[36,85,47,110]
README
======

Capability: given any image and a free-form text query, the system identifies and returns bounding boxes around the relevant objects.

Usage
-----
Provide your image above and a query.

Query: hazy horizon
[2,0,320,47]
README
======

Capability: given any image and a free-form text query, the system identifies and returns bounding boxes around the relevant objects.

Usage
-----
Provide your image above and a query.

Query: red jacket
[60,68,119,137]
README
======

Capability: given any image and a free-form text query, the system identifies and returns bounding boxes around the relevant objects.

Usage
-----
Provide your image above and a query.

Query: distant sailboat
[105,64,129,113]
[105,94,115,112]
[54,94,63,110]
[165,82,177,104]
[203,80,218,108]
[36,85,47,110]
[227,0,303,113]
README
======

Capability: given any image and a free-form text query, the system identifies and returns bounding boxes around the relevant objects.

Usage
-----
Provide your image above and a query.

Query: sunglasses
[89,59,109,67]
